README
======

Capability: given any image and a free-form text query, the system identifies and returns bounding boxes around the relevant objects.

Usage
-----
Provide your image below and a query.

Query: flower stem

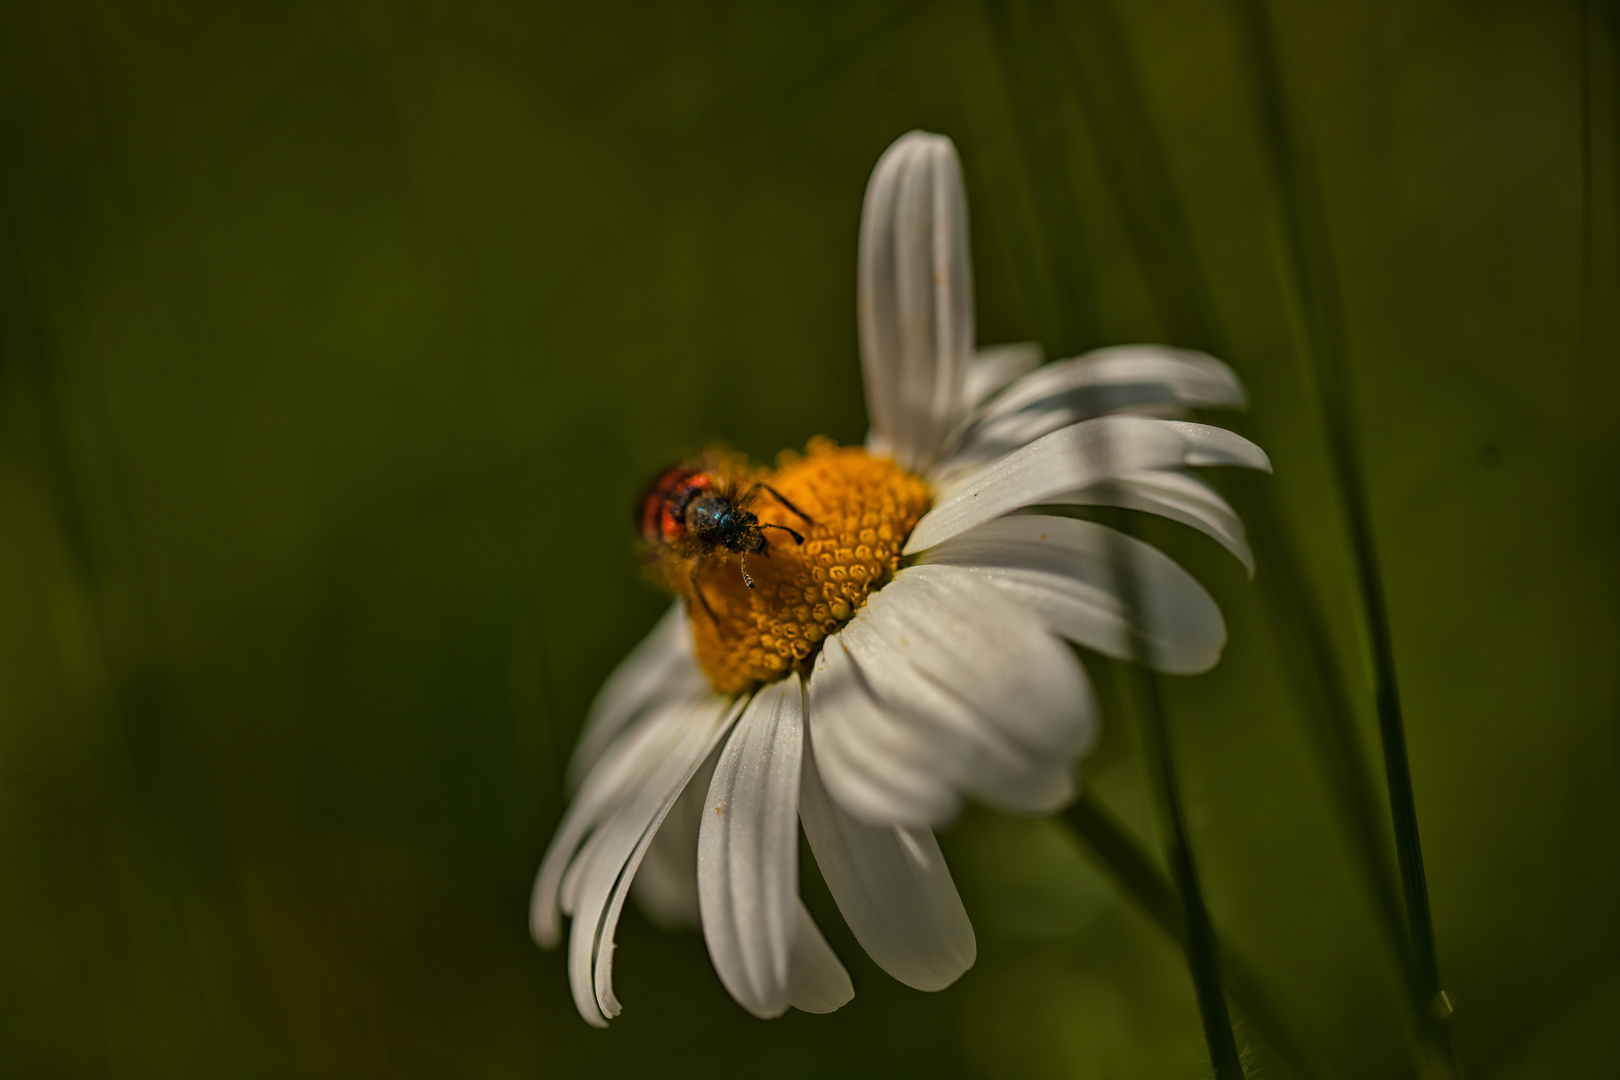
[1227,0,1455,1069]
[1121,667,1247,1080]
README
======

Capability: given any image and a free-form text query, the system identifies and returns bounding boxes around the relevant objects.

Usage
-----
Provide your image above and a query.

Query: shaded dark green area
[1,1,1616,1077]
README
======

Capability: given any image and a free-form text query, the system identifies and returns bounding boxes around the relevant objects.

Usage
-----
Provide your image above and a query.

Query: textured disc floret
[667,438,931,694]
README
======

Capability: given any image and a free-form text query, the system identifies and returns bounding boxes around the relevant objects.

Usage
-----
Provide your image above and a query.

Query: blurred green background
[1,1,1616,1077]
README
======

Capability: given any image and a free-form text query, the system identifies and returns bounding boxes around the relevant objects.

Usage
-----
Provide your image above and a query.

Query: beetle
[637,456,814,618]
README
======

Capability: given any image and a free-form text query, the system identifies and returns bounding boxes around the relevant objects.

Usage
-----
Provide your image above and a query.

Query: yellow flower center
[678,438,932,695]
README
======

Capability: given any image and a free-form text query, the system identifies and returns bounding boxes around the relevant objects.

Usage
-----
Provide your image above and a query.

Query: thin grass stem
[1240,488,1414,969]
[982,10,1251,1068]
[985,3,1367,1071]
[1063,792,1342,1080]
[1039,0,1416,996]
[981,0,1099,352]
[1226,0,1455,1069]
[1120,666,1248,1079]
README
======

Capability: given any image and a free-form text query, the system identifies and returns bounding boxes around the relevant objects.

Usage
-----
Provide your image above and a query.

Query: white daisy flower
[531,131,1271,1025]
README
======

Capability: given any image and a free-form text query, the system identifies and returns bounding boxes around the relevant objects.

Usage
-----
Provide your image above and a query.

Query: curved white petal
[851,650,1077,816]
[906,417,1271,555]
[787,901,854,1014]
[799,744,975,991]
[936,409,1110,486]
[582,695,744,1025]
[834,569,1091,820]
[806,631,963,827]
[567,603,707,791]
[964,342,1043,409]
[698,677,806,1019]
[1166,420,1272,468]
[534,693,698,948]
[938,347,1246,482]
[629,744,718,930]
[531,693,740,1026]
[974,345,1245,425]
[913,516,1226,675]
[859,131,974,474]
[1050,469,1256,575]
[587,800,681,1021]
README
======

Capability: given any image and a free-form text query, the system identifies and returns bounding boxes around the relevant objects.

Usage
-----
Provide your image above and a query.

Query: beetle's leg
[759,522,805,545]
[689,561,717,621]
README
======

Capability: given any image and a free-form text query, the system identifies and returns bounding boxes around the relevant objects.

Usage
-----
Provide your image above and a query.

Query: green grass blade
[1226,0,1456,1070]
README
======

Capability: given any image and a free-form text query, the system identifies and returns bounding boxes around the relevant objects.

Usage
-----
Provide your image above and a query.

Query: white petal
[907,417,1271,555]
[827,569,1092,822]
[938,348,1246,482]
[698,677,806,1019]
[787,901,854,1014]
[553,695,732,1023]
[799,745,975,991]
[567,603,707,791]
[964,342,1043,409]
[1164,420,1271,468]
[859,131,975,474]
[559,720,678,924]
[913,516,1226,674]
[575,696,744,1026]
[936,409,1099,484]
[1051,469,1256,574]
[838,616,1081,817]
[533,692,702,948]
[806,632,962,827]
[974,345,1245,426]
[630,744,718,930]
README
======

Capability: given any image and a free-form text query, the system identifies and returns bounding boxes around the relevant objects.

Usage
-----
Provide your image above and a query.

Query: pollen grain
[675,438,931,695]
